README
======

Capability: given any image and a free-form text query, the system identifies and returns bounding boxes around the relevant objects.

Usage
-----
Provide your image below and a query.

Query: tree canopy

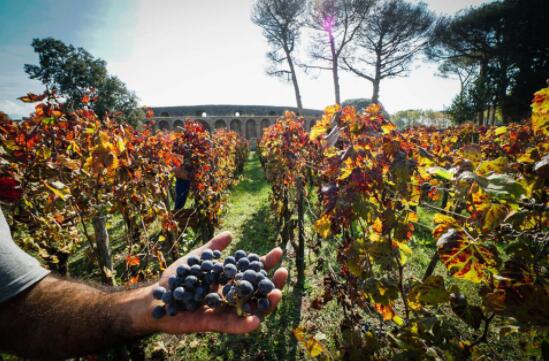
[25,37,142,124]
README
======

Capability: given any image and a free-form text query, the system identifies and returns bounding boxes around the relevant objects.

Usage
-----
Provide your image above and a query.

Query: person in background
[173,164,191,210]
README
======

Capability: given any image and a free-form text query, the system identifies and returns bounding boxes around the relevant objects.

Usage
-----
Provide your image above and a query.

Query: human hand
[142,232,288,334]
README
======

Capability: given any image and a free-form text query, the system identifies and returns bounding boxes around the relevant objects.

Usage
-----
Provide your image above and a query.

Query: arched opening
[173,119,184,130]
[196,119,211,132]
[260,119,270,137]
[215,119,226,129]
[160,111,170,117]
[158,120,170,131]
[201,112,207,117]
[269,110,276,116]
[234,111,241,117]
[245,119,257,139]
[230,119,242,133]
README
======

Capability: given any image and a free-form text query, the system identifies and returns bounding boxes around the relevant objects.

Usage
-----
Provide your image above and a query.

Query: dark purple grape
[201,249,214,260]
[242,302,253,314]
[204,272,215,284]
[224,256,236,265]
[258,278,275,295]
[255,272,266,283]
[187,255,200,266]
[235,272,244,281]
[152,286,167,300]
[201,260,213,272]
[257,297,270,313]
[205,292,221,308]
[193,286,206,302]
[168,276,178,290]
[152,305,166,319]
[167,303,178,316]
[259,269,268,277]
[161,290,174,304]
[212,262,224,273]
[176,264,190,278]
[248,261,262,272]
[190,264,201,276]
[173,286,186,301]
[224,263,237,278]
[234,250,247,260]
[237,257,250,270]
[184,275,198,288]
[222,284,233,297]
[213,250,222,259]
[243,269,257,284]
[248,253,260,262]
[236,280,254,298]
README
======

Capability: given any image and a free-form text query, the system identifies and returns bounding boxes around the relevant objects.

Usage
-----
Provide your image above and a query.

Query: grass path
[170,152,303,361]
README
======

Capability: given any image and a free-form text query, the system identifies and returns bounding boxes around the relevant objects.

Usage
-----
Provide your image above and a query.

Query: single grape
[205,292,222,308]
[259,269,268,277]
[257,297,270,313]
[190,264,202,276]
[184,275,198,288]
[161,290,174,304]
[176,264,190,278]
[212,262,224,274]
[255,272,266,283]
[222,283,233,297]
[187,255,200,266]
[243,269,257,284]
[235,272,244,281]
[224,263,238,279]
[258,278,275,295]
[237,257,250,270]
[248,261,262,272]
[167,303,178,316]
[201,260,214,272]
[234,249,247,260]
[204,272,215,284]
[152,286,167,300]
[224,256,236,265]
[248,253,260,262]
[193,286,206,302]
[213,250,222,259]
[173,286,186,301]
[152,305,166,320]
[242,302,253,314]
[201,249,214,260]
[168,276,178,290]
[236,280,254,298]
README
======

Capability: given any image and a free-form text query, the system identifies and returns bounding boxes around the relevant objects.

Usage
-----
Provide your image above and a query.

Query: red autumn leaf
[0,176,22,203]
[125,255,140,267]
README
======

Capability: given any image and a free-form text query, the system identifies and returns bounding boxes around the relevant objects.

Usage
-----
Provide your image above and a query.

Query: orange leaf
[126,255,140,267]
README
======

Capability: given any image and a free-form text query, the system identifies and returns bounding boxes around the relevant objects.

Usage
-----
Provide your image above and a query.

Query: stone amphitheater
[151,105,323,143]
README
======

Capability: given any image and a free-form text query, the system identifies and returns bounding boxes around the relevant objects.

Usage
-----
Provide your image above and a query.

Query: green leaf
[427,166,455,181]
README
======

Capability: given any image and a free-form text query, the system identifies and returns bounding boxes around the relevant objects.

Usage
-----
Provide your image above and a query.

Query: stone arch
[215,119,226,129]
[158,120,170,131]
[173,119,184,129]
[230,119,242,133]
[260,118,270,136]
[245,119,257,139]
[196,119,211,132]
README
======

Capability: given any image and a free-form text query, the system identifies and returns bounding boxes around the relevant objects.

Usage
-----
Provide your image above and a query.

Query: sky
[0,0,490,119]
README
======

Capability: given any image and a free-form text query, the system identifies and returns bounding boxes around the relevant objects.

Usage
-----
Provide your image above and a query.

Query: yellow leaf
[372,217,383,234]
[314,214,331,238]
[494,126,507,135]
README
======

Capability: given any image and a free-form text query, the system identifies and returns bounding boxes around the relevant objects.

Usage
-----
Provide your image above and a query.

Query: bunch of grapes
[151,248,277,319]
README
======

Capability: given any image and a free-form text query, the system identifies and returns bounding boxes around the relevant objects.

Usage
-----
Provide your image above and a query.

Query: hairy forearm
[0,275,157,360]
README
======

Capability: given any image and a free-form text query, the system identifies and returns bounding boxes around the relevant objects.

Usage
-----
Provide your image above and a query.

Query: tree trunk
[296,178,305,288]
[286,51,303,111]
[92,212,116,285]
[372,79,380,104]
[329,32,341,104]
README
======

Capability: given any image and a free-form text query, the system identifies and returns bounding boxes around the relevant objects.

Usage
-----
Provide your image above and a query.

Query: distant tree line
[252,0,548,124]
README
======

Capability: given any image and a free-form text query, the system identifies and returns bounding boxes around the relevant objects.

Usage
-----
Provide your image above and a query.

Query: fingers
[191,231,233,257]
[271,267,288,289]
[260,247,283,271]
[266,288,283,313]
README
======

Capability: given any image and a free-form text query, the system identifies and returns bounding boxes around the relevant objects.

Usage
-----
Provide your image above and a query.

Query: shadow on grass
[232,154,267,196]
